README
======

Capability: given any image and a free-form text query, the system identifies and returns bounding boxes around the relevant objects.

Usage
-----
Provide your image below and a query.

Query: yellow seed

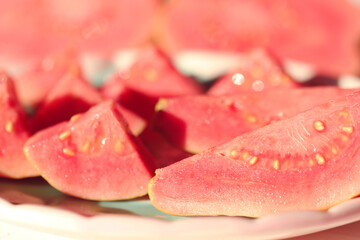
[340,134,349,142]
[316,154,325,165]
[308,159,314,166]
[81,141,91,153]
[144,68,158,82]
[249,156,258,165]
[273,160,280,170]
[115,140,124,154]
[155,98,168,112]
[230,150,238,158]
[5,121,13,133]
[331,147,338,155]
[59,131,71,141]
[338,111,349,118]
[63,148,75,156]
[313,120,325,132]
[342,126,354,134]
[242,151,250,161]
[70,113,82,122]
[247,114,257,123]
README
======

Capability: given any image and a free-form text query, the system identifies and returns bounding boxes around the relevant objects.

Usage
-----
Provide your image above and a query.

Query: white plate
[1,178,360,240]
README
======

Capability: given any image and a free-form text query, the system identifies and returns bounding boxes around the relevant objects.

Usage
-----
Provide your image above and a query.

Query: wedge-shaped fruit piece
[30,71,102,132]
[267,0,360,76]
[139,128,192,168]
[101,45,203,120]
[155,87,356,153]
[24,101,156,200]
[0,72,39,179]
[29,68,146,135]
[150,91,360,217]
[155,0,271,54]
[13,51,80,109]
[207,48,297,95]
[0,0,157,66]
[41,0,158,56]
[156,0,360,77]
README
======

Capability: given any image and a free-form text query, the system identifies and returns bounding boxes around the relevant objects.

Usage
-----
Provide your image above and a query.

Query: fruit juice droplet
[232,73,245,85]
[252,80,264,92]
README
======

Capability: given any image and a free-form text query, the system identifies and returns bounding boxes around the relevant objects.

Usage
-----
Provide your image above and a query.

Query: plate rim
[1,194,360,240]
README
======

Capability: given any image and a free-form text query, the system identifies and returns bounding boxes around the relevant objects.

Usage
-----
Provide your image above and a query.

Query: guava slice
[207,48,298,95]
[156,0,360,77]
[24,101,156,200]
[149,91,360,217]
[13,51,80,109]
[101,45,203,120]
[155,87,356,153]
[139,128,192,168]
[0,0,157,67]
[267,0,360,76]
[155,0,271,54]
[30,71,102,132]
[0,72,39,179]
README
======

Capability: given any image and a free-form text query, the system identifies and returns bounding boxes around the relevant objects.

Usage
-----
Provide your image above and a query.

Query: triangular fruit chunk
[139,128,192,168]
[30,71,102,132]
[267,0,360,76]
[155,0,271,54]
[149,91,360,217]
[0,72,39,178]
[101,45,203,120]
[24,101,156,200]
[155,87,356,153]
[207,48,298,95]
[13,51,80,110]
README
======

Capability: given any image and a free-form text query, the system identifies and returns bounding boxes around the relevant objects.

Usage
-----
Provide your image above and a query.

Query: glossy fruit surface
[0,72,39,179]
[207,48,297,95]
[150,91,360,217]
[266,0,360,76]
[24,101,156,200]
[155,87,356,153]
[102,45,203,120]
[157,0,360,76]
[13,51,80,109]
[30,72,102,132]
[0,0,157,66]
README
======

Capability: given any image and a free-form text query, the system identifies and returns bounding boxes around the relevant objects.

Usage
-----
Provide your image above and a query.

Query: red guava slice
[24,101,156,200]
[13,51,80,109]
[155,0,360,77]
[101,45,203,120]
[0,1,61,70]
[149,91,360,217]
[266,0,360,76]
[0,0,157,67]
[155,0,271,54]
[30,72,103,132]
[154,87,356,153]
[40,0,158,56]
[139,128,192,168]
[0,72,39,179]
[207,48,298,95]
